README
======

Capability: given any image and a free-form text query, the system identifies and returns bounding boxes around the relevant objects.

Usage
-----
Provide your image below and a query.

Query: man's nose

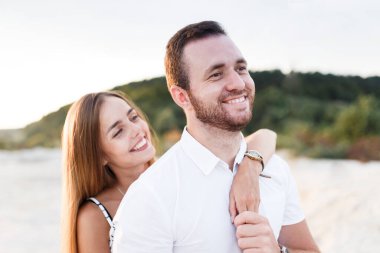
[225,71,245,91]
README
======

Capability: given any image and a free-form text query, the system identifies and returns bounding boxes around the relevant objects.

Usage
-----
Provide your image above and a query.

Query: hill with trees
[2,70,379,160]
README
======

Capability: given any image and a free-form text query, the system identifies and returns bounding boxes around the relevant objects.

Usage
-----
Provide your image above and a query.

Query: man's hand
[234,211,280,253]
[229,157,261,222]
[278,220,320,253]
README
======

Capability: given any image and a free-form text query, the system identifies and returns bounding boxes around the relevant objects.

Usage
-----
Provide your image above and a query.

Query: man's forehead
[184,35,241,57]
[183,35,244,67]
[184,35,235,52]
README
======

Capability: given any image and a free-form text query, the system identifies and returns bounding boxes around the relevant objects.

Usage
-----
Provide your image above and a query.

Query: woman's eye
[113,129,123,138]
[131,114,139,122]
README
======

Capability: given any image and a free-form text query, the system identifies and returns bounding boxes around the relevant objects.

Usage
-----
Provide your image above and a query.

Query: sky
[0,0,379,129]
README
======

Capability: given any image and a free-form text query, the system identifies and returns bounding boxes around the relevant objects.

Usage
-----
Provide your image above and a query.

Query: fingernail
[231,216,234,223]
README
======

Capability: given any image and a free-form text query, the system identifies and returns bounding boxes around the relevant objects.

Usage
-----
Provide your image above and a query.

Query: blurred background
[0,0,379,252]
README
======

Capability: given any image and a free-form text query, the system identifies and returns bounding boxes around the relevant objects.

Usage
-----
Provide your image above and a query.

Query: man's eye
[238,66,247,72]
[209,72,222,79]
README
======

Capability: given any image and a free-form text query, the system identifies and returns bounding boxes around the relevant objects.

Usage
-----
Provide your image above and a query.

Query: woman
[61,91,277,253]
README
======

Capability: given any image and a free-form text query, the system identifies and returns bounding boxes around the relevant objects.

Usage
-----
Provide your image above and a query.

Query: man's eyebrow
[236,58,247,65]
[107,108,134,134]
[205,63,225,76]
[204,58,247,77]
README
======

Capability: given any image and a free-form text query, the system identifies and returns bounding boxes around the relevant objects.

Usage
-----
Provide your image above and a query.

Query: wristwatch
[279,245,288,253]
[243,150,264,172]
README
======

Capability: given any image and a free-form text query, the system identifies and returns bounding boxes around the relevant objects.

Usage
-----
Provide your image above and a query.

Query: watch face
[245,153,261,161]
[246,150,263,160]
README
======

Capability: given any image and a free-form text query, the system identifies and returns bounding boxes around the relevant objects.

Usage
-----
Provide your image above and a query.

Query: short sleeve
[282,161,305,226]
[112,180,173,253]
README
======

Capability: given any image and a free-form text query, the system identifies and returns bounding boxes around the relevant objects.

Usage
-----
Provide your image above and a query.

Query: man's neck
[186,121,242,169]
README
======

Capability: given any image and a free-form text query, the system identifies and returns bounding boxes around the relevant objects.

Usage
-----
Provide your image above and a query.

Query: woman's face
[99,96,155,172]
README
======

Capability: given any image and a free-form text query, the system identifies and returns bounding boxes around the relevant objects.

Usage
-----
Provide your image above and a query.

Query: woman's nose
[129,122,142,138]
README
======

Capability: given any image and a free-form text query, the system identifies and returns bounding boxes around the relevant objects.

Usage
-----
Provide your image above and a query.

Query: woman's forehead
[102,96,131,110]
[100,96,132,125]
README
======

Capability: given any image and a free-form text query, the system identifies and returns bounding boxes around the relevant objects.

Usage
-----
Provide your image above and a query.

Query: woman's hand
[229,129,277,222]
[229,157,261,222]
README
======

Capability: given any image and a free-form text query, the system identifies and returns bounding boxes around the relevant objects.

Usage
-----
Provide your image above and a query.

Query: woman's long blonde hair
[61,91,156,253]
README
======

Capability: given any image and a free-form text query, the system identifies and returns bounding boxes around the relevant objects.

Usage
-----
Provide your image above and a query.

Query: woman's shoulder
[77,200,108,229]
[77,200,111,252]
[78,188,119,220]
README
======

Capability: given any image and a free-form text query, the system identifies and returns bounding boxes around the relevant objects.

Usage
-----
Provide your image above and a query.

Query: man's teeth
[132,138,147,151]
[226,97,245,104]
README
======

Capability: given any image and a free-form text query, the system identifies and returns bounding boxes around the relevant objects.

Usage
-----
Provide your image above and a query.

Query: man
[112,21,319,253]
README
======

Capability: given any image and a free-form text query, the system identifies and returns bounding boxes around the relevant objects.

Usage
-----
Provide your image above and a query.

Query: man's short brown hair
[164,21,226,90]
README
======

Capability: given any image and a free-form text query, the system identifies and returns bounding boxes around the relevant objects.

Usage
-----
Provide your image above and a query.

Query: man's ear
[169,85,191,109]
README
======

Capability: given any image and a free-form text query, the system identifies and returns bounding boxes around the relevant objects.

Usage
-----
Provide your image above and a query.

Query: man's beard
[187,89,254,132]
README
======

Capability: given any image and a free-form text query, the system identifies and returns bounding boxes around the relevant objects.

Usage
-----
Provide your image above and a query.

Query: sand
[0,148,379,253]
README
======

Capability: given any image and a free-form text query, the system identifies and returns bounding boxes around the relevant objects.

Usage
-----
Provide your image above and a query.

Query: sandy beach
[0,148,379,253]
[283,152,380,253]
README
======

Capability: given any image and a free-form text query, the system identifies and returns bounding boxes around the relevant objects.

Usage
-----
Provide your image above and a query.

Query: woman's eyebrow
[107,120,121,134]
[127,108,134,116]
[107,108,134,134]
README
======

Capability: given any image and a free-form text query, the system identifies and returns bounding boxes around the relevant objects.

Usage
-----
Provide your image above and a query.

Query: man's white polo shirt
[112,129,304,253]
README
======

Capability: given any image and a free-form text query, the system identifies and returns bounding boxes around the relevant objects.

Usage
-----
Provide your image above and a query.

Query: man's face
[183,35,255,131]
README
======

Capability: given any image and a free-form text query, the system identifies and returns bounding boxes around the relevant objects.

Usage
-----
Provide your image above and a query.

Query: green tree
[333,96,374,142]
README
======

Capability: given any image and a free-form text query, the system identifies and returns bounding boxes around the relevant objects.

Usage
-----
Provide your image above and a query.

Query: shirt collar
[179,127,247,175]
[233,137,247,173]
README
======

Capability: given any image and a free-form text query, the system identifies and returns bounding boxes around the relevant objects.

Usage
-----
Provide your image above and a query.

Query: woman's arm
[229,129,277,222]
[77,202,111,253]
